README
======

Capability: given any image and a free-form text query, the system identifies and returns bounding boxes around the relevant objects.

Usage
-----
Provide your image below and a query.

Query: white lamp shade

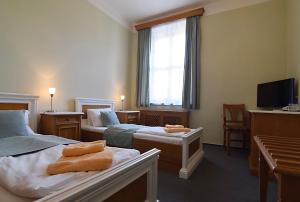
[49,88,56,95]
[121,95,125,101]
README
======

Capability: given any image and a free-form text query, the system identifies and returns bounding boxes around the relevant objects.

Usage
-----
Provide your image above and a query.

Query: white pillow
[24,110,30,125]
[24,110,36,135]
[87,108,111,127]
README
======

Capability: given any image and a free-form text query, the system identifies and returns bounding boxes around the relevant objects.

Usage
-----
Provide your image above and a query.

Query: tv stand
[248,110,300,175]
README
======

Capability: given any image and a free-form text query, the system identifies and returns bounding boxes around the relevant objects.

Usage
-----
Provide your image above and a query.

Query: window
[149,19,186,106]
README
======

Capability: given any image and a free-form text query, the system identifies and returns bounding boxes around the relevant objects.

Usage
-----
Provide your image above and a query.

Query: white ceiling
[88,0,271,30]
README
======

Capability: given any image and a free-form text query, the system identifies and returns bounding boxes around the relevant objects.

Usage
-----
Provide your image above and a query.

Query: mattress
[81,123,183,145]
[0,144,139,200]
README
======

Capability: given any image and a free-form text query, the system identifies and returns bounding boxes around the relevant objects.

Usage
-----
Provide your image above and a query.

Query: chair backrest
[223,104,247,127]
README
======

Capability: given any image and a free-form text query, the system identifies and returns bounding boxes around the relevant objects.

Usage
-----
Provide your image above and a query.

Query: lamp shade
[48,88,56,95]
[121,95,125,101]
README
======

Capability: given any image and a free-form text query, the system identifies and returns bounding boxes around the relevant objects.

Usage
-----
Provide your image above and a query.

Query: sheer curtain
[149,19,186,105]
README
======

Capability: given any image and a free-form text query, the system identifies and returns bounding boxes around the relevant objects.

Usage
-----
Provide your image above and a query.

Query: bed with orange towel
[75,97,204,180]
[0,93,160,202]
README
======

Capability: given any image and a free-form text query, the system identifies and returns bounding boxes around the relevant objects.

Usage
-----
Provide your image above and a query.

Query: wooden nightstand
[39,112,83,140]
[116,111,140,124]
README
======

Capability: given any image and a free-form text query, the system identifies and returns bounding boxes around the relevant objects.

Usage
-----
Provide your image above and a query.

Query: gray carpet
[157,144,276,202]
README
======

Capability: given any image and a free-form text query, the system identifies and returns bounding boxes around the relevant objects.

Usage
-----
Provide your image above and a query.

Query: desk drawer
[56,116,79,124]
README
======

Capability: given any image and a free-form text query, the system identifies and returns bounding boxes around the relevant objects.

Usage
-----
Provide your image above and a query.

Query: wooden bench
[254,135,300,202]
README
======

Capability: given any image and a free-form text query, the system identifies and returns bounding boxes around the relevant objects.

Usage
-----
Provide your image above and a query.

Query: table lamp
[48,88,56,112]
[121,95,125,111]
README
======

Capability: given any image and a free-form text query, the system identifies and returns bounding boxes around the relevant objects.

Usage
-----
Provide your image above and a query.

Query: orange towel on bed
[62,140,106,157]
[47,148,113,175]
[164,127,191,133]
[165,124,185,129]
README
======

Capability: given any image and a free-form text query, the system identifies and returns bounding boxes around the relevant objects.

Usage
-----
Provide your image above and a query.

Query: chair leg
[223,130,226,150]
[227,131,231,155]
[242,133,246,150]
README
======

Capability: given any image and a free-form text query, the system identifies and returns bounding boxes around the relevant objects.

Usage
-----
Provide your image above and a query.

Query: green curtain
[136,28,151,107]
[182,16,201,109]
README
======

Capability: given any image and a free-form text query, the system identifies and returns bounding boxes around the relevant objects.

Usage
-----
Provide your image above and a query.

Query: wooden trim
[189,137,200,158]
[0,103,28,110]
[135,7,204,31]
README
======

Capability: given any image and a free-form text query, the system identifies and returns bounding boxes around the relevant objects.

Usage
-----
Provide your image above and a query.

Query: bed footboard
[36,149,160,202]
[180,127,204,179]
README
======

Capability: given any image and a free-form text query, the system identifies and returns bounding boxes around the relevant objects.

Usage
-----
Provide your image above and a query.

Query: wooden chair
[223,104,250,155]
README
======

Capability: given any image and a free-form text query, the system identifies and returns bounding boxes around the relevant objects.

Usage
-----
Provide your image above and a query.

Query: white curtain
[149,19,186,105]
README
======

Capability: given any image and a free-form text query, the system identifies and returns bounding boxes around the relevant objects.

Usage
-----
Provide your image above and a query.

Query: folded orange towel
[164,127,191,133]
[47,148,113,175]
[165,124,184,128]
[62,140,106,157]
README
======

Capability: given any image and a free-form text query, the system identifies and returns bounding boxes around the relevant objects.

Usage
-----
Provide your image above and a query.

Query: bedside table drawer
[127,117,138,124]
[56,116,79,124]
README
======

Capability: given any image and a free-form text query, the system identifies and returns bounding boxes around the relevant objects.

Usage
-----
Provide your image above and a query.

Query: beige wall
[191,0,286,145]
[286,0,300,97]
[0,0,132,112]
[0,0,290,145]
[130,0,287,145]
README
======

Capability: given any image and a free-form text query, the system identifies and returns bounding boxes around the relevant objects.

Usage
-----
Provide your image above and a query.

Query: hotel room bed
[0,93,160,202]
[75,98,204,179]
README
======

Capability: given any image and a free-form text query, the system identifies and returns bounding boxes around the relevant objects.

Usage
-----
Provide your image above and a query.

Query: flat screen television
[257,78,296,108]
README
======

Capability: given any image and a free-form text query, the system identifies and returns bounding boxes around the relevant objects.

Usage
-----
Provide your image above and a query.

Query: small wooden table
[254,135,300,202]
[39,112,83,140]
[115,111,140,124]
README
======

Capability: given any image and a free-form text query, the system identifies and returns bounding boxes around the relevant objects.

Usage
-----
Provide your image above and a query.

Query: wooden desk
[255,135,300,202]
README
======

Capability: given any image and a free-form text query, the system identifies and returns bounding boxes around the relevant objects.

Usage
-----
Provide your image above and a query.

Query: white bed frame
[37,149,160,202]
[0,92,39,131]
[75,97,204,179]
[0,93,160,202]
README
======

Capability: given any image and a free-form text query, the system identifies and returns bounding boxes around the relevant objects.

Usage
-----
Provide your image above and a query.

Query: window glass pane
[149,19,186,105]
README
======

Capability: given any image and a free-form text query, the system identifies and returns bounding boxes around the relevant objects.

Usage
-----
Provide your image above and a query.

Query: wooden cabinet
[39,112,83,140]
[249,110,300,175]
[139,109,189,127]
[116,111,140,124]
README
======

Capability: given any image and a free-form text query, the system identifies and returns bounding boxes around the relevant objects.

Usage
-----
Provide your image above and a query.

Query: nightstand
[116,111,140,124]
[39,112,83,140]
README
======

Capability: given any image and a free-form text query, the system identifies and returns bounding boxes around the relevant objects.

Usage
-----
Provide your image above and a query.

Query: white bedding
[81,123,191,145]
[0,145,139,199]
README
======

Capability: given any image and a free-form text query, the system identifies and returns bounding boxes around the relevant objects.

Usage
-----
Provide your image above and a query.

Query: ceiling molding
[87,0,272,31]
[204,0,272,16]
[88,0,131,30]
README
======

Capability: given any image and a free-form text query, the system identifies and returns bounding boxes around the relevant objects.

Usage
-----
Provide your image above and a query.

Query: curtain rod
[134,7,204,31]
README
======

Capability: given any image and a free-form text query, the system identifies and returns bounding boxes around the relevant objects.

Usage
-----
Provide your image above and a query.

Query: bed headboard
[0,92,39,131]
[75,98,115,119]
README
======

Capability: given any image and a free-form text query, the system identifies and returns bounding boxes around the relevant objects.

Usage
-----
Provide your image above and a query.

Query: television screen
[257,78,296,108]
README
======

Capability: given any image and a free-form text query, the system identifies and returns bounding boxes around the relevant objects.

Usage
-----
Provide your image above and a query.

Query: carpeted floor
[157,144,277,202]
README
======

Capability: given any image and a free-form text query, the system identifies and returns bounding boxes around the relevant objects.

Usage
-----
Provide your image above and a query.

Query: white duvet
[0,145,139,199]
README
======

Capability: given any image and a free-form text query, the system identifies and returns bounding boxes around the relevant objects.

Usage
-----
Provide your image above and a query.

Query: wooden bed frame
[75,97,204,179]
[0,93,160,202]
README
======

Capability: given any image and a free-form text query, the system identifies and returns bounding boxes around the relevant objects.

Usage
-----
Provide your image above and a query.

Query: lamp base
[46,110,55,113]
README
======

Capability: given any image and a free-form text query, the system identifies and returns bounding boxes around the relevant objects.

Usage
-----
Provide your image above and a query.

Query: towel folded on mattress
[62,140,106,157]
[164,127,191,133]
[165,124,184,128]
[47,148,113,175]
